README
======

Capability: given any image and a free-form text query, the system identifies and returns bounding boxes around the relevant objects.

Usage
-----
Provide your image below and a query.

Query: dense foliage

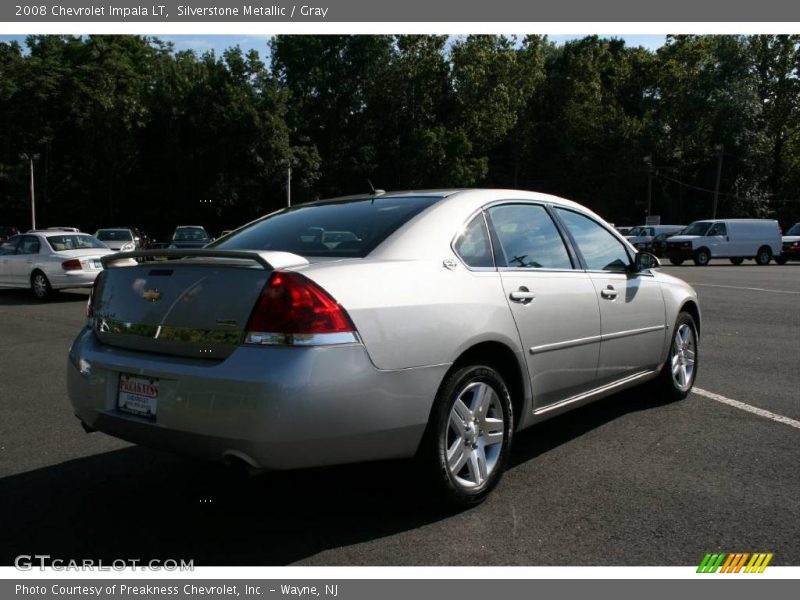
[1,34,799,239]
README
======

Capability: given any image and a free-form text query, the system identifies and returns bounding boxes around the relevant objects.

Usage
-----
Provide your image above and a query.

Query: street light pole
[712,144,724,219]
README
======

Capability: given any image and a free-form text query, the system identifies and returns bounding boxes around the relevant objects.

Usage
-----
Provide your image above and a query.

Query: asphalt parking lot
[0,261,798,566]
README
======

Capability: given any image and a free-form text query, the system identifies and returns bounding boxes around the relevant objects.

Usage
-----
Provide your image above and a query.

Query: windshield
[680,222,712,236]
[45,235,107,251]
[95,229,133,242]
[787,223,800,236]
[173,228,210,242]
[212,195,443,258]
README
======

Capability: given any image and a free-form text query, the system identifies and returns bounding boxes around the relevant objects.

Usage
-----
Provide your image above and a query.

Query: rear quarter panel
[298,259,522,372]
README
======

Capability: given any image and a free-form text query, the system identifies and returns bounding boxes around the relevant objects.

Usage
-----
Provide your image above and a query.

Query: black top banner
[4,0,800,22]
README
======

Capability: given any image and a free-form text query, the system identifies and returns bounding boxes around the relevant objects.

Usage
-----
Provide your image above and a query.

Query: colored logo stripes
[697,552,773,573]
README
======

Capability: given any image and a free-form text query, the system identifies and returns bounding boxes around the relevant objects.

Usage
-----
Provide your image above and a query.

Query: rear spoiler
[101,249,309,270]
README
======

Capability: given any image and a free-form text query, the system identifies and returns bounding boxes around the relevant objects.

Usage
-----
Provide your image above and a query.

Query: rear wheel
[693,248,711,266]
[755,246,772,265]
[656,312,698,401]
[31,271,52,300]
[419,365,513,508]
[729,257,744,265]
[669,258,684,266]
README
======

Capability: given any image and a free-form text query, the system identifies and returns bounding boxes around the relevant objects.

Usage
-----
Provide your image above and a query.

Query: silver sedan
[0,231,113,299]
[67,189,700,506]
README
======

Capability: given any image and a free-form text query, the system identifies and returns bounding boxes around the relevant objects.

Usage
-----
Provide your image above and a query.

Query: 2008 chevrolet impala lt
[67,189,700,506]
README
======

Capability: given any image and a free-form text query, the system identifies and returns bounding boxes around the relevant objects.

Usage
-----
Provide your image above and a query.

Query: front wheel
[729,257,744,265]
[693,249,711,266]
[669,258,684,266]
[656,312,699,401]
[419,365,513,508]
[775,255,788,265]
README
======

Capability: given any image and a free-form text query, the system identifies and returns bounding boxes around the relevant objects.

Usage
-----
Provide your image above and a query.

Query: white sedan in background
[0,231,113,299]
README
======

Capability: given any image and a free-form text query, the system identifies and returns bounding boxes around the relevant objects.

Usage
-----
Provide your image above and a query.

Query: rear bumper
[49,270,100,289]
[67,328,447,470]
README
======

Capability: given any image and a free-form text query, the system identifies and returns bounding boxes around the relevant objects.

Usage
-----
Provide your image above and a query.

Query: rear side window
[453,215,494,268]
[555,209,631,272]
[214,196,442,258]
[487,204,573,270]
[18,235,40,255]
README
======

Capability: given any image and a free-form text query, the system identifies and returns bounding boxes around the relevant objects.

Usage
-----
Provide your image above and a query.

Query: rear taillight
[62,259,83,271]
[245,271,358,346]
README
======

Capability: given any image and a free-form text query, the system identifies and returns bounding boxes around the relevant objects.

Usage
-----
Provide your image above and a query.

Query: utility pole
[287,163,292,207]
[712,144,724,219]
[21,153,40,230]
[643,154,653,217]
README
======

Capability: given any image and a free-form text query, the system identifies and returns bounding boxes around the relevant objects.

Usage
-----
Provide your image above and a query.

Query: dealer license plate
[117,373,159,418]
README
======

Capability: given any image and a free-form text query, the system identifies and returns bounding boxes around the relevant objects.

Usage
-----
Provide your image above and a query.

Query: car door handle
[509,288,535,303]
[600,286,618,299]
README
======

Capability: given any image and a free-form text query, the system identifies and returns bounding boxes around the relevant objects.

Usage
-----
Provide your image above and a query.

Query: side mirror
[634,251,660,272]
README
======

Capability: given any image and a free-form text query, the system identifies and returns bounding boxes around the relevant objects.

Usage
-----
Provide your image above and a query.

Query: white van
[664,219,782,266]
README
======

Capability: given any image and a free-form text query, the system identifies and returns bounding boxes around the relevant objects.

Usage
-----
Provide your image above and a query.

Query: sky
[0,34,668,59]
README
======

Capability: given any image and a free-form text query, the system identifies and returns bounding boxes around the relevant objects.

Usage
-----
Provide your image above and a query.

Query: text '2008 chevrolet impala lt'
[67,189,700,506]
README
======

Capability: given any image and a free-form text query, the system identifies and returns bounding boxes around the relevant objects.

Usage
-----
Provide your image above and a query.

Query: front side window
[487,204,573,270]
[453,215,494,268]
[555,209,631,272]
[681,222,712,236]
[708,222,727,236]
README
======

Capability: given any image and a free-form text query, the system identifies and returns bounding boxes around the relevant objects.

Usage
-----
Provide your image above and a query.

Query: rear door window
[487,204,573,270]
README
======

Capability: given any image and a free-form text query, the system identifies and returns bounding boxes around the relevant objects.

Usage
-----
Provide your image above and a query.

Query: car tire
[418,365,513,508]
[755,246,772,266]
[669,258,684,266]
[656,311,699,401]
[729,257,744,265]
[30,270,52,300]
[693,248,711,266]
[775,256,788,265]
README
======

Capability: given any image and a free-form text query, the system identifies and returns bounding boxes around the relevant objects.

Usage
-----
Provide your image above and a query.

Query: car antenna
[367,179,385,203]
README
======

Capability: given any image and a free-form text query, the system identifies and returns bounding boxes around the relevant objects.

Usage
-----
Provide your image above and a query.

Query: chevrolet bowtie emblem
[142,288,161,302]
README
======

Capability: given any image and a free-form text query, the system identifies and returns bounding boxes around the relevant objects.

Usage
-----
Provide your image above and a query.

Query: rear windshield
[787,223,800,236]
[174,228,210,242]
[96,229,133,241]
[212,196,442,257]
[45,235,107,251]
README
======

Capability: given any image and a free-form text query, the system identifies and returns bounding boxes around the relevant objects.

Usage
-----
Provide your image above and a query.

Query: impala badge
[443,258,458,270]
[142,288,162,302]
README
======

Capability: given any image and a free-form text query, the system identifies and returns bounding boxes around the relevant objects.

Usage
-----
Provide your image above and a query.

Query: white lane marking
[693,387,800,430]
[693,283,800,295]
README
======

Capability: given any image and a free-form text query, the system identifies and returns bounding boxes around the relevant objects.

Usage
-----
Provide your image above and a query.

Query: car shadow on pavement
[0,387,671,567]
[0,289,89,306]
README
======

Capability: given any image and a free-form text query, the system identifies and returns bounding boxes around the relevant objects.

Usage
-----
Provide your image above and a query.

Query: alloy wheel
[671,323,696,391]
[445,381,506,489]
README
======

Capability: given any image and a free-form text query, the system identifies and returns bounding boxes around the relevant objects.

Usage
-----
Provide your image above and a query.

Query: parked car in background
[625,225,684,251]
[94,228,138,251]
[169,225,211,248]
[615,226,633,236]
[650,231,680,257]
[776,222,800,264]
[68,189,700,507]
[665,219,782,266]
[46,226,82,232]
[0,225,19,242]
[0,231,114,299]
